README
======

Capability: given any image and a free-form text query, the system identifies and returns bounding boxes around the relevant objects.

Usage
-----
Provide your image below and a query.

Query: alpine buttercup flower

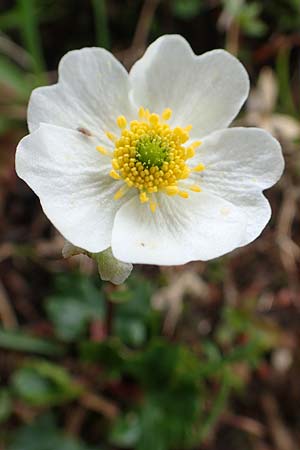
[16,35,284,266]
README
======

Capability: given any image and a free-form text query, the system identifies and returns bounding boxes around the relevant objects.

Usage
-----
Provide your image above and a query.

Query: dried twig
[276,180,300,281]
[117,0,161,69]
[222,413,266,438]
[262,394,298,450]
[0,279,18,329]
[131,0,161,52]
[0,31,32,69]
[80,391,119,419]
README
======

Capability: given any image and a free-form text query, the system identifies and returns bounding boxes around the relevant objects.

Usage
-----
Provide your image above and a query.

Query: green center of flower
[136,135,169,168]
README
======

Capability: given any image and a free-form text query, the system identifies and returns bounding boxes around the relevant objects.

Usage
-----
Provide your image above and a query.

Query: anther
[110,170,121,180]
[165,186,179,196]
[117,115,127,129]
[150,201,157,213]
[186,147,195,159]
[106,131,117,142]
[192,163,205,172]
[162,108,172,121]
[96,146,110,156]
[114,187,127,200]
[138,107,145,119]
[190,141,202,150]
[178,191,189,199]
[140,192,149,203]
[189,184,202,192]
[149,113,160,126]
[112,159,120,170]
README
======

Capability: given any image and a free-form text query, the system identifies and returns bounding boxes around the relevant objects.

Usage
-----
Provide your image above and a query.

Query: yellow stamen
[190,141,202,150]
[149,113,160,126]
[178,191,189,199]
[140,192,149,203]
[192,163,205,172]
[189,184,202,192]
[112,159,120,170]
[96,146,110,156]
[110,170,121,180]
[106,131,117,142]
[114,187,127,200]
[117,115,127,129]
[138,107,145,119]
[186,147,195,159]
[181,167,190,179]
[150,201,157,213]
[99,106,204,212]
[162,108,172,121]
[165,186,179,196]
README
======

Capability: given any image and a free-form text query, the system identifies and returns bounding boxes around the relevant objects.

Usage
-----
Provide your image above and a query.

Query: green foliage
[80,338,126,377]
[112,276,160,347]
[171,0,203,20]
[45,273,105,342]
[205,258,226,283]
[0,267,276,450]
[0,328,64,356]
[108,340,202,450]
[0,389,12,423]
[92,0,110,49]
[8,414,100,450]
[263,0,300,32]
[237,2,267,36]
[1,268,281,450]
[12,360,83,406]
[222,0,267,37]
[0,55,32,97]
[109,413,141,447]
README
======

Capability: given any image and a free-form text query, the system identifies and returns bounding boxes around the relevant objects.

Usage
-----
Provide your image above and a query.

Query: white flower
[16,35,284,266]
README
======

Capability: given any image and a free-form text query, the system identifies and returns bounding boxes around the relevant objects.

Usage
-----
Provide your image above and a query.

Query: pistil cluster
[97,107,205,212]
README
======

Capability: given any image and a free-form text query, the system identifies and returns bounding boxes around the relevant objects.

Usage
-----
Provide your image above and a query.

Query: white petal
[129,35,249,138]
[28,48,134,136]
[191,127,284,244]
[16,124,130,253]
[111,193,247,265]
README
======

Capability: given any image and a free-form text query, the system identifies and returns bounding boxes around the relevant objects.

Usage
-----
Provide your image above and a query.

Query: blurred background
[0,0,300,449]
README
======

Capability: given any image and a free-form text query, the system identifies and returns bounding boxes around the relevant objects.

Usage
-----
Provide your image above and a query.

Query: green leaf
[17,0,46,81]
[109,413,141,448]
[0,8,21,30]
[112,275,160,346]
[126,339,201,389]
[114,276,155,318]
[0,55,32,97]
[0,389,12,423]
[114,317,147,347]
[9,413,101,450]
[171,0,203,19]
[0,328,64,356]
[238,3,267,37]
[45,273,105,342]
[12,360,83,406]
[79,338,125,377]
[136,389,200,450]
